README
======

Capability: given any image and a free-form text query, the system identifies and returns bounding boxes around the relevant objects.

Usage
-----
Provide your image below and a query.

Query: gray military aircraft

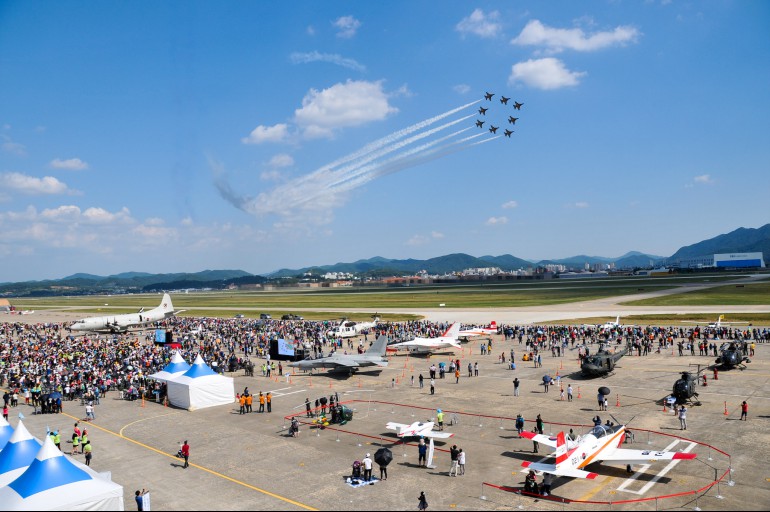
[288,335,389,375]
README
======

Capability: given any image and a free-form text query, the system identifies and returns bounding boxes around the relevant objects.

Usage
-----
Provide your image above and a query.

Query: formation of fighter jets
[477,92,523,140]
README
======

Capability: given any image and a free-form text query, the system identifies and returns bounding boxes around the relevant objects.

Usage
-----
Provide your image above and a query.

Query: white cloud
[50,157,89,170]
[453,84,471,95]
[268,153,294,168]
[572,201,590,208]
[509,58,586,90]
[0,172,75,195]
[431,231,444,239]
[502,200,518,209]
[406,231,444,246]
[333,15,361,38]
[260,170,282,181]
[456,9,502,38]
[290,51,366,72]
[39,205,133,224]
[693,174,714,184]
[486,216,508,225]
[0,133,26,156]
[511,19,640,53]
[241,124,290,145]
[294,80,398,138]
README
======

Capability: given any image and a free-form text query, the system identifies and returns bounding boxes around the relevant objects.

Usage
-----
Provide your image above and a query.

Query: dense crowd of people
[1,316,767,413]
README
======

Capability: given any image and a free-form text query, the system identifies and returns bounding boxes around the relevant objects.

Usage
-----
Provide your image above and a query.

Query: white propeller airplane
[328,316,380,338]
[520,422,696,479]
[458,321,498,338]
[387,323,462,354]
[386,421,454,439]
[69,293,184,333]
[681,315,748,329]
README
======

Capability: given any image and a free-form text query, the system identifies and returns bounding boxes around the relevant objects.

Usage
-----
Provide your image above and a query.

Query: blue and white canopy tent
[0,416,13,451]
[149,350,191,382]
[0,436,124,510]
[0,421,41,487]
[166,354,234,411]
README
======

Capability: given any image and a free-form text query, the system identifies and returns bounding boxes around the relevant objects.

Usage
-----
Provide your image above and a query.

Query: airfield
[3,274,770,510]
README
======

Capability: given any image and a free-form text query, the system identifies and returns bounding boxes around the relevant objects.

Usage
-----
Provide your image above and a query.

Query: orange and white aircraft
[386,420,454,439]
[458,321,498,338]
[520,423,696,479]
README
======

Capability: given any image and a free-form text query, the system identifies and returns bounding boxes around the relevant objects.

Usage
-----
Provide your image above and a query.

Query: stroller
[351,460,362,479]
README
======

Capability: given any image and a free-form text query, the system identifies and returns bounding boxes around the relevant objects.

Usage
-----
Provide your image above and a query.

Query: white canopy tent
[166,355,234,411]
[0,436,124,511]
[149,350,191,382]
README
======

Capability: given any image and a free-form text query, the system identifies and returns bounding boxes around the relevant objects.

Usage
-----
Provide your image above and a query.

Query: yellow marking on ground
[61,413,317,511]
[578,476,615,502]
[118,411,180,437]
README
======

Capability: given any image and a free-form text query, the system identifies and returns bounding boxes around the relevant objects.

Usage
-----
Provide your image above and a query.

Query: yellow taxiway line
[61,412,318,511]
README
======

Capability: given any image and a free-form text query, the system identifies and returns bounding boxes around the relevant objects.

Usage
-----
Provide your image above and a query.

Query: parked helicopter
[670,364,709,406]
[715,341,751,370]
[580,342,629,377]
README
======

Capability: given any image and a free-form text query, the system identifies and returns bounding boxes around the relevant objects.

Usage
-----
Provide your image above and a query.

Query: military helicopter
[715,340,751,370]
[580,342,629,377]
[671,364,707,406]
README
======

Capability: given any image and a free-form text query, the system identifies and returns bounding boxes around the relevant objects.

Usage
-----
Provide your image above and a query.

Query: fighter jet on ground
[478,107,488,115]
[508,116,518,124]
[458,322,497,338]
[388,323,461,354]
[484,92,494,101]
[475,120,485,128]
[288,334,389,375]
[513,101,523,110]
[489,126,498,134]
[504,129,513,138]
[500,96,510,105]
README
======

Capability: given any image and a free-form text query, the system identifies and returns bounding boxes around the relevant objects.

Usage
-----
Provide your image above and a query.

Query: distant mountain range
[1,224,767,296]
[265,250,663,278]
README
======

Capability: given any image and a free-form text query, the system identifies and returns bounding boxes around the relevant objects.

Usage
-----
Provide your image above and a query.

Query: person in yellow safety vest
[71,432,80,455]
[81,430,88,446]
[436,409,445,431]
[54,431,61,450]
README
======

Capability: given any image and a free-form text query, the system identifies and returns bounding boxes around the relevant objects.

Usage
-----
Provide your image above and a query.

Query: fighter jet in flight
[513,101,523,110]
[484,92,494,101]
[475,120,485,128]
[500,96,510,105]
[489,126,498,134]
[508,116,518,125]
[504,129,513,138]
[478,107,488,115]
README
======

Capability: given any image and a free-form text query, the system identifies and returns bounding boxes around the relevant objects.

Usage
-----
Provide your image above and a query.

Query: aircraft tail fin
[443,323,461,339]
[366,335,389,356]
[159,293,174,313]
[490,321,497,329]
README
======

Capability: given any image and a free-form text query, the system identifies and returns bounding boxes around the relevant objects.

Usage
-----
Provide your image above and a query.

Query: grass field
[541,313,770,326]
[9,273,768,323]
[621,280,770,306]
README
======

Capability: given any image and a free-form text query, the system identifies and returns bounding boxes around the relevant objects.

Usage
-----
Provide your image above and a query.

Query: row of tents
[0,417,124,510]
[150,352,235,411]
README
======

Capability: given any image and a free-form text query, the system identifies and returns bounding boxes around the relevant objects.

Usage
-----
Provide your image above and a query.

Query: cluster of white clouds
[455,9,640,90]
[289,51,366,72]
[0,172,77,195]
[333,15,361,39]
[685,173,715,188]
[406,231,444,246]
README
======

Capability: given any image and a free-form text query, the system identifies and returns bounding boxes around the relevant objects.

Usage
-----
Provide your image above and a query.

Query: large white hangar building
[714,252,765,268]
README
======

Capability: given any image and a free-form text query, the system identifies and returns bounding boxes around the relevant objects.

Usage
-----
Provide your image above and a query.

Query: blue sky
[1,1,769,281]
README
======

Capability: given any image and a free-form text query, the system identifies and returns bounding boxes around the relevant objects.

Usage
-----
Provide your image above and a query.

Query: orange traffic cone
[724,401,729,416]
[577,387,581,399]
[616,394,620,407]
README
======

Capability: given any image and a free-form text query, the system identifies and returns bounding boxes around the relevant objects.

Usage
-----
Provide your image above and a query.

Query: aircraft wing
[385,422,409,432]
[598,448,696,464]
[522,462,598,479]
[328,359,360,368]
[422,431,454,439]
[520,431,559,448]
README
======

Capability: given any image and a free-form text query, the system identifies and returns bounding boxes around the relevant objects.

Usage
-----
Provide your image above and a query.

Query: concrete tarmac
[4,331,769,511]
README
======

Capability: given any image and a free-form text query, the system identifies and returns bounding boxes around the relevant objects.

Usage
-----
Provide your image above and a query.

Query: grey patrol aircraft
[288,334,389,375]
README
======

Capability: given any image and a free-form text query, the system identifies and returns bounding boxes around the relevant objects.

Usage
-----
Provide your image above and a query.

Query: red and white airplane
[386,421,454,439]
[387,323,462,354]
[520,423,696,479]
[458,321,498,338]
